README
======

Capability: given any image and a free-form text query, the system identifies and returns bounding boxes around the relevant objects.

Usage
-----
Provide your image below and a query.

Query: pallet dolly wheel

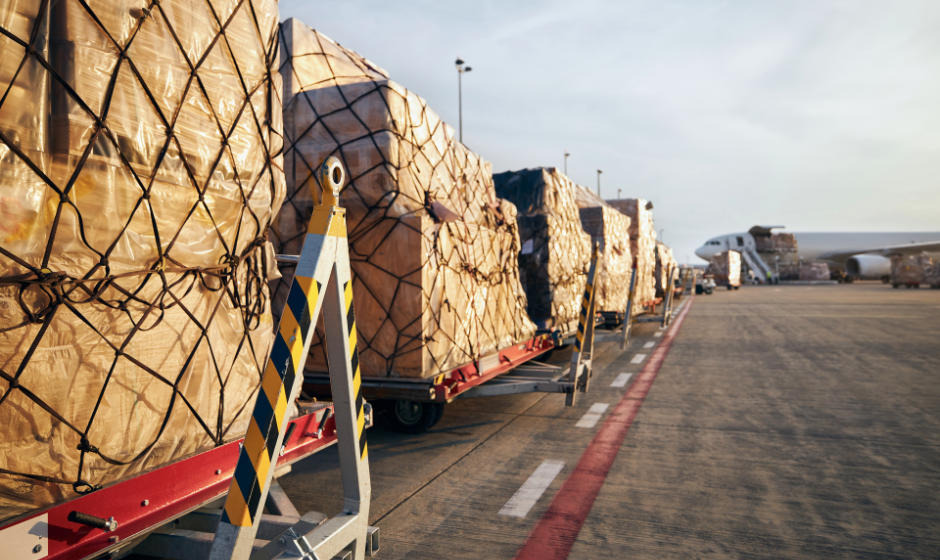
[387,400,445,434]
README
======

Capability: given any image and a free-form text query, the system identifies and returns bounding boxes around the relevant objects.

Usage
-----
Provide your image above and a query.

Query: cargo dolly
[300,245,604,432]
[620,265,679,348]
[0,160,378,560]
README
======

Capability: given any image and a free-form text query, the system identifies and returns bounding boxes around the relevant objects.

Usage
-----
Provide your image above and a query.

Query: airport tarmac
[280,282,940,559]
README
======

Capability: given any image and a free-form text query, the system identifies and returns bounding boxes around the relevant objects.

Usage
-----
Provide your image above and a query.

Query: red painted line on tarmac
[514,297,695,560]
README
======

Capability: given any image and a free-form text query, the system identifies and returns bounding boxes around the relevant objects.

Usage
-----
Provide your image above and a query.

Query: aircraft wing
[817,240,940,262]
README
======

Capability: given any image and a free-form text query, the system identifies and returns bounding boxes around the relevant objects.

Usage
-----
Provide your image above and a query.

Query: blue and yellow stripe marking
[346,280,368,461]
[575,281,594,352]
[220,206,348,528]
[221,275,321,527]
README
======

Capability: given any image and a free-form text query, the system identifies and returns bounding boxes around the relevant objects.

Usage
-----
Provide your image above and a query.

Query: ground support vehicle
[306,246,604,432]
[0,160,378,560]
[696,274,716,295]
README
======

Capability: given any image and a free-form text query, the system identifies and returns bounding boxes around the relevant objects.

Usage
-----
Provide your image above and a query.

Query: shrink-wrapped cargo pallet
[571,185,632,314]
[707,251,742,287]
[891,254,933,286]
[492,168,591,333]
[0,1,284,523]
[925,262,940,288]
[605,199,657,312]
[654,243,677,297]
[272,20,535,379]
[799,263,831,281]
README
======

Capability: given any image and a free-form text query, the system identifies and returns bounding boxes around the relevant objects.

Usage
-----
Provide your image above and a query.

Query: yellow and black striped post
[661,265,679,329]
[209,157,371,560]
[567,243,599,406]
[620,265,639,350]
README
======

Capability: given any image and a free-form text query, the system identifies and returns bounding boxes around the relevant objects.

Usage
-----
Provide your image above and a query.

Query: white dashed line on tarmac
[575,403,610,428]
[631,353,647,364]
[610,373,633,388]
[654,332,663,337]
[498,459,566,518]
[643,341,655,348]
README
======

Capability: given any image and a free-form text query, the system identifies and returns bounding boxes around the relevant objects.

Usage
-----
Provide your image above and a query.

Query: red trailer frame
[304,334,554,403]
[0,404,340,560]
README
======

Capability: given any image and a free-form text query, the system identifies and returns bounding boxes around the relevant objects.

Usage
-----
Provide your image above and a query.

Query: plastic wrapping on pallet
[799,263,830,281]
[272,20,535,380]
[570,185,632,314]
[925,262,940,288]
[605,199,657,312]
[707,251,742,286]
[0,1,284,523]
[492,168,592,333]
[891,254,933,285]
[654,243,677,296]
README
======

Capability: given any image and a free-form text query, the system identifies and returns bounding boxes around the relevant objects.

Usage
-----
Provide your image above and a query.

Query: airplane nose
[694,247,707,260]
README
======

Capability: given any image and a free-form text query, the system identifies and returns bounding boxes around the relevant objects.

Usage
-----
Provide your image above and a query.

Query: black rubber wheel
[704,288,713,295]
[733,286,740,290]
[389,400,444,434]
[727,285,733,291]
[695,285,704,295]
[534,348,555,362]
[893,284,899,289]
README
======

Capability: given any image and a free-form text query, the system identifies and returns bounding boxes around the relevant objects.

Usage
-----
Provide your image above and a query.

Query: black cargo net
[0,0,283,521]
[272,22,534,380]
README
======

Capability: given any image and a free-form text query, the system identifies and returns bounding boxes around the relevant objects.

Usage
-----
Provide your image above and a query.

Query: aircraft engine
[845,254,891,279]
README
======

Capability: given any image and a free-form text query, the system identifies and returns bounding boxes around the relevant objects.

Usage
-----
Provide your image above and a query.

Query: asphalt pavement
[279,283,940,559]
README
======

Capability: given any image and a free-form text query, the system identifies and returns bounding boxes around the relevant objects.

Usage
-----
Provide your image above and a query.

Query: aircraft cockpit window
[736,236,744,247]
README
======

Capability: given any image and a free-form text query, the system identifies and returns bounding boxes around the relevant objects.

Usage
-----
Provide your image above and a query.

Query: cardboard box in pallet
[0,1,283,523]
[605,198,657,312]
[274,20,535,379]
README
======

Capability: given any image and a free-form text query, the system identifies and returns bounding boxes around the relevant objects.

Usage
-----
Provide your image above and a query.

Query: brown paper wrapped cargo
[890,254,933,286]
[570,185,633,314]
[605,199,657,313]
[492,168,592,334]
[799,263,830,281]
[654,243,677,297]
[707,251,742,287]
[0,1,284,523]
[272,20,535,380]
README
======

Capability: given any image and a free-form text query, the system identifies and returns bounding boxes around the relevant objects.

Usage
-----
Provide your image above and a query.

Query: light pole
[455,57,472,143]
[617,188,621,200]
[564,151,570,175]
[596,169,603,196]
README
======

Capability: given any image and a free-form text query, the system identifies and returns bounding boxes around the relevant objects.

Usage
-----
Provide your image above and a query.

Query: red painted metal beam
[1,406,337,560]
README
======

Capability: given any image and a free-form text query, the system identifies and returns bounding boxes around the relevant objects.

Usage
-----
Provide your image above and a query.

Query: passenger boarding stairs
[742,246,774,283]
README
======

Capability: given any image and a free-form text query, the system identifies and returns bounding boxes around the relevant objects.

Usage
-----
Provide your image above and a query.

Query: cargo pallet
[0,160,378,560]
[302,245,605,432]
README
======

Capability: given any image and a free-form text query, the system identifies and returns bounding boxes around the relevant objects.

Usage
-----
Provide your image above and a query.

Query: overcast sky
[280,0,940,263]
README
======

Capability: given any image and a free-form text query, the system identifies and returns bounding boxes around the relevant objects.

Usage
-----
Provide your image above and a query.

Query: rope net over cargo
[272,20,534,380]
[0,0,284,522]
[493,168,592,332]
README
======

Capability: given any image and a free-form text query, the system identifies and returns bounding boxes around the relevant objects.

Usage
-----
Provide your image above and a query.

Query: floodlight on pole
[617,188,621,200]
[564,151,570,175]
[456,57,472,143]
[596,169,603,196]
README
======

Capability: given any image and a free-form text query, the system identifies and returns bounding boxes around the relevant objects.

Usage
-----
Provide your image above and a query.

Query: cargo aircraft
[694,226,940,280]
